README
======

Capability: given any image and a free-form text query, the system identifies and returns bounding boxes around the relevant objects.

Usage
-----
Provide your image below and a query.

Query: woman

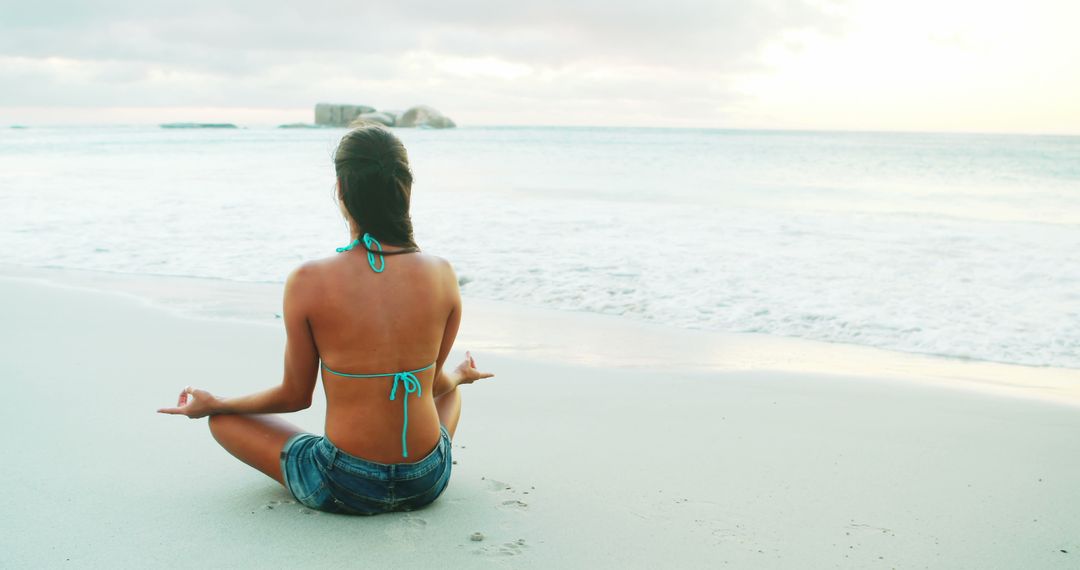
[158,125,494,515]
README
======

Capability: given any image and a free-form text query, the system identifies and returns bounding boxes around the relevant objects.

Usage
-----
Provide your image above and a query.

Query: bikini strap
[361,233,384,273]
[320,361,435,378]
[320,361,436,458]
[334,232,419,273]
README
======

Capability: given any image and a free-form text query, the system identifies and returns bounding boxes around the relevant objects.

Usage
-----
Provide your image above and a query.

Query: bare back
[290,246,460,463]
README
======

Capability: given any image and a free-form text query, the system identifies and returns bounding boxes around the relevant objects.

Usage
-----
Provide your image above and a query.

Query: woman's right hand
[454,351,495,386]
[157,386,220,419]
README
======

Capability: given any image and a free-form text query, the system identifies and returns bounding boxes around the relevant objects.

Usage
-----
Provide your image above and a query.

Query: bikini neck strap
[335,232,419,273]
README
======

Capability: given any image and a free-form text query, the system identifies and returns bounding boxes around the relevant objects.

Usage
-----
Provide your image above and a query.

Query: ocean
[2,125,1078,369]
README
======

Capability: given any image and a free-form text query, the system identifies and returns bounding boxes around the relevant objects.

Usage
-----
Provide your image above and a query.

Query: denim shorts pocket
[291,479,324,508]
[325,471,394,508]
[395,460,451,509]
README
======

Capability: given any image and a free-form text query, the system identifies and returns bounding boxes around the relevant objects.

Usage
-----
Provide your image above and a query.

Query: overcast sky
[2,0,1077,133]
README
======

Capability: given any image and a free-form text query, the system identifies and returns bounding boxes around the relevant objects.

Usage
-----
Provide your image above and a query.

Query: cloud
[0,0,844,122]
[3,1,842,66]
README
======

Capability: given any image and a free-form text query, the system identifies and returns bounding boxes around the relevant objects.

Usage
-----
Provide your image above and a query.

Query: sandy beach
[1,272,1077,568]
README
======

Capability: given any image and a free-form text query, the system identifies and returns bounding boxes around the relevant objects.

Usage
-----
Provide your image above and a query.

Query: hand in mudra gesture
[455,351,494,386]
[157,386,219,419]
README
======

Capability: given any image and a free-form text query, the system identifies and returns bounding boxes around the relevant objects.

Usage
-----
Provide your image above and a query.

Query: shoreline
[1,273,1077,568]
[3,263,1078,409]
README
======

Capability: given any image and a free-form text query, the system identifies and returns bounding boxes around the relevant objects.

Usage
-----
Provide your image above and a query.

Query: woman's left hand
[454,351,495,386]
[157,386,220,419]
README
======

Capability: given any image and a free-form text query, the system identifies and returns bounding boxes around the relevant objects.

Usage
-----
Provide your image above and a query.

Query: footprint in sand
[383,514,430,541]
[499,499,528,511]
[497,539,529,556]
[401,515,428,528]
[474,538,529,557]
[263,499,297,510]
[484,478,512,492]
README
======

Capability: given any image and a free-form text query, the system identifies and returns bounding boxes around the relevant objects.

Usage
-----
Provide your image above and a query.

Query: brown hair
[334,125,417,248]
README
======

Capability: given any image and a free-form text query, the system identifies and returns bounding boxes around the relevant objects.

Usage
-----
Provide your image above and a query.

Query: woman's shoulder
[283,259,330,306]
[287,256,334,282]
[414,251,454,271]
[288,252,455,284]
[399,253,457,292]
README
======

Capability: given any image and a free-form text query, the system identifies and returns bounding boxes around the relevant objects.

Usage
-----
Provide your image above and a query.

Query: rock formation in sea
[314,104,376,126]
[348,112,396,127]
[315,103,455,128]
[398,105,456,129]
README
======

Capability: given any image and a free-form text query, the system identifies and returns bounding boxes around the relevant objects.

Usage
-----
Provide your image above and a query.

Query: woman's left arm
[158,265,320,418]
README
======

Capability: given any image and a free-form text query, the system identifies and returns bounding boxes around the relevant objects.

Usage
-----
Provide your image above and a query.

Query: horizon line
[4,122,1079,138]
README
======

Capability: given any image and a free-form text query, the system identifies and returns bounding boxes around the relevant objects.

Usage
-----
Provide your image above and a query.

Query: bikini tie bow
[334,232,385,273]
[389,371,423,457]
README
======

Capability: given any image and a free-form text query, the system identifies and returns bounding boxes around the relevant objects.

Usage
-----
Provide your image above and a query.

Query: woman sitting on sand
[158,125,493,515]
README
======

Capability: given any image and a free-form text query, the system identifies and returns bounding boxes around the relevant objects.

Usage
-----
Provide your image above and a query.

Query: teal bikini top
[324,232,430,458]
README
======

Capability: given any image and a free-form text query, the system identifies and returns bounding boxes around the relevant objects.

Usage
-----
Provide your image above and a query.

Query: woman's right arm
[431,260,492,397]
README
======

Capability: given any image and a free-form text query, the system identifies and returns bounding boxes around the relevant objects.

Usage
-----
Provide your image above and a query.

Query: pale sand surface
[1,275,1079,568]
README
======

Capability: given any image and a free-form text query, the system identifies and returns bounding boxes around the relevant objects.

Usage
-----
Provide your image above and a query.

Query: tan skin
[158,195,493,485]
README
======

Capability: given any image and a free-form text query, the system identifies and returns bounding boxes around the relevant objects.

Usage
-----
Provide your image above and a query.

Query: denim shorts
[280,425,452,515]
